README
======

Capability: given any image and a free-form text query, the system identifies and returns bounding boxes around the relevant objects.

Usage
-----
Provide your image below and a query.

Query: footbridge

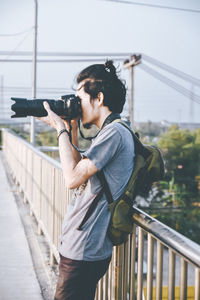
[1,128,200,300]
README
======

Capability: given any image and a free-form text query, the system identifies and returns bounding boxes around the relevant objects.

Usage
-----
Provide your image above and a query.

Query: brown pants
[54,254,111,300]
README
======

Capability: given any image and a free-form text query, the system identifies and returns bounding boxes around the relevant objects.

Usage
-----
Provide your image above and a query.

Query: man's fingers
[43,101,50,112]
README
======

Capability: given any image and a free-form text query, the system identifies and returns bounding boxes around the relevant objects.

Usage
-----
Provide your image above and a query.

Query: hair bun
[104,60,117,77]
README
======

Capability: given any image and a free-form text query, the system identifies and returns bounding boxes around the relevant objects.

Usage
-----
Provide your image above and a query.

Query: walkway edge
[1,152,56,300]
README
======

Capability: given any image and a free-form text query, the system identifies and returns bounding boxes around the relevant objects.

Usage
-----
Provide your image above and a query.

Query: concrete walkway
[0,152,43,300]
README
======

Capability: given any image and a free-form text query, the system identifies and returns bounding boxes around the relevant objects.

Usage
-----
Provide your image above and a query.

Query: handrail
[2,128,200,300]
[2,128,61,169]
[133,206,200,268]
[2,128,65,263]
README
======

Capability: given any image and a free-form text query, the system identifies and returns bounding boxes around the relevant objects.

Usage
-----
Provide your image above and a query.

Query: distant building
[135,120,200,131]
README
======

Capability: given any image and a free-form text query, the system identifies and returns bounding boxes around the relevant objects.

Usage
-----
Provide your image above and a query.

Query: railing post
[112,246,122,299]
[104,271,108,300]
[195,268,200,300]
[51,167,55,258]
[23,146,28,204]
[97,277,103,300]
[119,245,124,299]
[180,258,188,300]
[156,241,163,300]
[147,234,154,300]
[137,227,144,300]
[108,259,113,299]
[123,241,129,299]
[37,157,42,235]
[129,225,136,300]
[168,249,175,300]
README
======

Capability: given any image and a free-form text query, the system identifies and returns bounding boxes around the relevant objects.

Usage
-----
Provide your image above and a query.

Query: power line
[1,49,200,105]
[0,51,131,57]
[100,0,200,13]
[2,50,200,87]
[139,63,200,105]
[5,91,71,96]
[141,53,200,87]
[0,27,34,37]
[4,90,71,94]
[4,86,71,90]
[3,31,33,61]
[0,58,126,63]
[4,88,73,95]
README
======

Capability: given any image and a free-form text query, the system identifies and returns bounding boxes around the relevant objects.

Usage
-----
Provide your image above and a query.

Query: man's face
[76,81,99,126]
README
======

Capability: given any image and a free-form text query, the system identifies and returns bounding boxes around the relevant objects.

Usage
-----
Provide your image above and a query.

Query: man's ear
[97,92,104,106]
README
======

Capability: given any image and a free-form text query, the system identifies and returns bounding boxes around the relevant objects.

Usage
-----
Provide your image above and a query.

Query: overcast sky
[1,0,200,123]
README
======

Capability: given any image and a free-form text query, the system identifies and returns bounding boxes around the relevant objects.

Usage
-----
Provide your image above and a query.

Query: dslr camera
[11,94,82,120]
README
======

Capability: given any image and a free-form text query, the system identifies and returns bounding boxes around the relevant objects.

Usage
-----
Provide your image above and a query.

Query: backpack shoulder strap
[77,188,104,230]
[97,170,113,204]
[77,170,113,231]
[113,119,151,159]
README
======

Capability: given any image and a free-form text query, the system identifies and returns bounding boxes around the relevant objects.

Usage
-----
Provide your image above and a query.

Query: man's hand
[38,102,79,134]
[38,101,65,132]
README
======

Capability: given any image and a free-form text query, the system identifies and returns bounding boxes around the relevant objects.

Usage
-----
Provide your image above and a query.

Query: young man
[41,61,135,300]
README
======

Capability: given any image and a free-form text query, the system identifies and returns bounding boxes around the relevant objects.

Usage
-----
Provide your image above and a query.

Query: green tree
[144,126,200,244]
[157,125,200,207]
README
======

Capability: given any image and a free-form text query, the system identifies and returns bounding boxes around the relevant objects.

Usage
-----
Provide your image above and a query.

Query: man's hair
[76,60,126,113]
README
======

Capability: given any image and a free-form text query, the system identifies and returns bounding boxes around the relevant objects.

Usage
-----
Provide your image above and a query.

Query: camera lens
[11,94,82,120]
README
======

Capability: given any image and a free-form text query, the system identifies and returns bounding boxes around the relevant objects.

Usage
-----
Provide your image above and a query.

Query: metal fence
[2,129,200,300]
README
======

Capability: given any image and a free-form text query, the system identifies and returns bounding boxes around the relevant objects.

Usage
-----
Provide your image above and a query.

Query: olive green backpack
[78,119,165,246]
[97,120,165,245]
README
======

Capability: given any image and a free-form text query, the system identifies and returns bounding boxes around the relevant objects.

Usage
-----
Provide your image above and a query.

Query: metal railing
[2,129,200,300]
[2,128,68,263]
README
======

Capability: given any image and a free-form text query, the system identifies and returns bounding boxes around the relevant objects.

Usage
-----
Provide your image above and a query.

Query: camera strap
[101,113,121,130]
[67,120,85,153]
[78,119,98,141]
[78,113,121,140]
[68,113,121,153]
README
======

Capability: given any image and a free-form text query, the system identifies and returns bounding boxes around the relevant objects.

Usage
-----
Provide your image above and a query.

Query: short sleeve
[83,124,122,171]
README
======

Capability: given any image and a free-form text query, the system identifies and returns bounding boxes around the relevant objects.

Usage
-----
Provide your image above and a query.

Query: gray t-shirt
[59,122,135,261]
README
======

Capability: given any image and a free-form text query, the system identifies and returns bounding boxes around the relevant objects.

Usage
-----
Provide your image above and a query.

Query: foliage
[157,125,200,206]
[142,125,200,244]
[36,130,57,146]
[9,125,30,142]
[36,123,98,150]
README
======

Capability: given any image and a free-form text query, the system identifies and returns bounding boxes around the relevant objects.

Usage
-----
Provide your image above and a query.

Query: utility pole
[30,0,38,145]
[123,54,141,127]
